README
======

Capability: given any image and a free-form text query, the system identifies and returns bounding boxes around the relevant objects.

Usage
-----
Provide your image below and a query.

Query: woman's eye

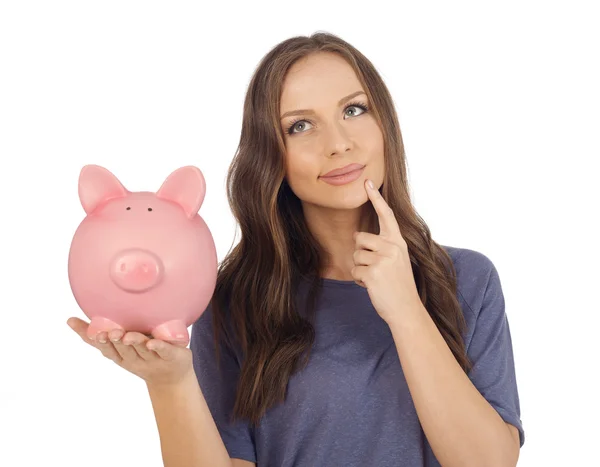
[287,120,312,135]
[286,104,368,135]
[345,104,366,117]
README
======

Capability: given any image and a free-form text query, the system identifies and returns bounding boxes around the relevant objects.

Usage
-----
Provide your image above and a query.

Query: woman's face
[279,52,385,210]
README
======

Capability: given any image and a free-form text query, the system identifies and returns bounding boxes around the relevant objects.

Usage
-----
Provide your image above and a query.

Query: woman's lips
[319,166,365,186]
[321,163,365,177]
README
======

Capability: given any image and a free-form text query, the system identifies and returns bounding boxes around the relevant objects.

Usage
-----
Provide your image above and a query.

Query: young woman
[68,32,524,467]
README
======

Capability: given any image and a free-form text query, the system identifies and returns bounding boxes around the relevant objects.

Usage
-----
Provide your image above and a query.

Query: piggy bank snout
[109,249,164,292]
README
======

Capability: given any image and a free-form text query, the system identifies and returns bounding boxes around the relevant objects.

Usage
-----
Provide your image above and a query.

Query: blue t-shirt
[190,245,525,466]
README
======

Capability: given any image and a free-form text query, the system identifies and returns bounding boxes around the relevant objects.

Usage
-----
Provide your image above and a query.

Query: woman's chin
[312,193,368,211]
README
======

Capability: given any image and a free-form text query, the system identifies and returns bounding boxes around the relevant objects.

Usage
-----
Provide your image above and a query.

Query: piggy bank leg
[152,320,189,346]
[87,317,124,340]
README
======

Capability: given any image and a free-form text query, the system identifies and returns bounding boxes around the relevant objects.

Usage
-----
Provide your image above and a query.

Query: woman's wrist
[146,366,198,396]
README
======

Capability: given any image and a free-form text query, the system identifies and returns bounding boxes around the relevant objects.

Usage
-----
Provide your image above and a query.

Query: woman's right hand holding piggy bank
[67,317,194,387]
[65,164,218,387]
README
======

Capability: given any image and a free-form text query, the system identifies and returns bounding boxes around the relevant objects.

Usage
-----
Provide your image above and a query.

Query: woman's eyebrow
[280,90,366,120]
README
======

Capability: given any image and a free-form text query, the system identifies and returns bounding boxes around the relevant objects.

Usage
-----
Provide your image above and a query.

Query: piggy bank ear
[156,166,206,218]
[78,165,128,214]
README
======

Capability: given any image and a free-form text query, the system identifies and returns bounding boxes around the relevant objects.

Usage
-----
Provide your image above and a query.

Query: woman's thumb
[147,340,177,359]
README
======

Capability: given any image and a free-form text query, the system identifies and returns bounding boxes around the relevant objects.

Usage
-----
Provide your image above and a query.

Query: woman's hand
[67,317,195,388]
[351,179,424,326]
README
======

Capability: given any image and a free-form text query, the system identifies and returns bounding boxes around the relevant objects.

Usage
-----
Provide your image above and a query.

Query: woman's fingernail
[367,179,374,189]
[110,330,122,342]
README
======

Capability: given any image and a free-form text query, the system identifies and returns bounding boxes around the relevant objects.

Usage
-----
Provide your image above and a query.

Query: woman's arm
[147,369,234,467]
[388,305,519,467]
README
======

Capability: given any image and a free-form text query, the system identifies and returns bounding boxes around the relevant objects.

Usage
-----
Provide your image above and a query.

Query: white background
[1,1,598,466]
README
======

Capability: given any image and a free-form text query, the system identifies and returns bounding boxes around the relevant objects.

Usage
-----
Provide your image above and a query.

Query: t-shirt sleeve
[189,303,257,463]
[465,259,525,448]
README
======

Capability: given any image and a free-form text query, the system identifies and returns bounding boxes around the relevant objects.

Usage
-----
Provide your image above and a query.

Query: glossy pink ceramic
[68,165,217,344]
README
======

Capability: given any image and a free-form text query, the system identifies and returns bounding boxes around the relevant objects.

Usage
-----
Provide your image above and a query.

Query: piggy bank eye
[126,207,131,210]
[148,207,153,211]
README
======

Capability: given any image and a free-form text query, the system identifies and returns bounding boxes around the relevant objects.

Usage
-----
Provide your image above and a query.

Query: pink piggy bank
[68,165,217,345]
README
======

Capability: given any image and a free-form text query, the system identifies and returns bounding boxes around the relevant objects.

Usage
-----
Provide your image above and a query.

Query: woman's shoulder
[441,244,494,270]
[440,244,501,318]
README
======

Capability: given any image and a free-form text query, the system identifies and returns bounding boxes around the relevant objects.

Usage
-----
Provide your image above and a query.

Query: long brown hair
[210,32,472,428]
